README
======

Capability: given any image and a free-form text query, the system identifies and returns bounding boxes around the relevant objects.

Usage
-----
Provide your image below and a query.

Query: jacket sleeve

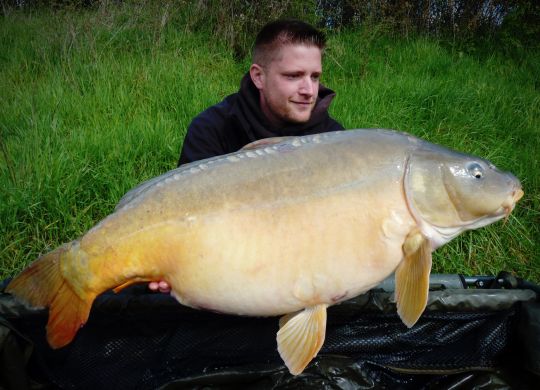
[178,107,227,166]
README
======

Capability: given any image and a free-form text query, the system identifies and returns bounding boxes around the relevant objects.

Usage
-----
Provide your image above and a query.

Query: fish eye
[467,162,484,179]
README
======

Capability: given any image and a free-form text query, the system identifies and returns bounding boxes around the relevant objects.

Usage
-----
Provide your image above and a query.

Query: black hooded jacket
[178,73,343,166]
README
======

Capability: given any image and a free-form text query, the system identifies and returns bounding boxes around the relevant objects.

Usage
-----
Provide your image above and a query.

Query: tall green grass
[1,5,538,282]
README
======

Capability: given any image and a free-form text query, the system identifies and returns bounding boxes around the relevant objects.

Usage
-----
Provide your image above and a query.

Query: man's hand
[148,280,171,293]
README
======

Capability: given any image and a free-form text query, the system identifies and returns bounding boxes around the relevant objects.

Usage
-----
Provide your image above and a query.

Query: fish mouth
[514,188,524,202]
[427,186,524,246]
[501,188,524,223]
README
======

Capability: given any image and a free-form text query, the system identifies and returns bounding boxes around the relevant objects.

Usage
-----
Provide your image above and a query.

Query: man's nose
[299,77,315,96]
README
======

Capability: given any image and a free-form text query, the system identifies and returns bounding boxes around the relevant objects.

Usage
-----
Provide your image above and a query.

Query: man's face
[250,44,322,127]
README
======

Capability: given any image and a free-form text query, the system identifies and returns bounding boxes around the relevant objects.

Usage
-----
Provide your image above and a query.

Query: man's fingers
[148,280,171,293]
[158,281,171,293]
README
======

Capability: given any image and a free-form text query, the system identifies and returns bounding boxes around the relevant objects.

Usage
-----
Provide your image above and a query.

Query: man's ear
[250,64,264,90]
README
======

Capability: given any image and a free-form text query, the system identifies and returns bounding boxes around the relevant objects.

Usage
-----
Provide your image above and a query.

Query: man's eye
[311,75,320,81]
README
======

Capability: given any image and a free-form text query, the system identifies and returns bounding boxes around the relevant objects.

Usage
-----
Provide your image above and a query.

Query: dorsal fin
[115,136,298,211]
[241,136,297,151]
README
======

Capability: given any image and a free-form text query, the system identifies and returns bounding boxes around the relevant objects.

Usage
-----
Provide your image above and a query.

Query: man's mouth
[291,101,313,107]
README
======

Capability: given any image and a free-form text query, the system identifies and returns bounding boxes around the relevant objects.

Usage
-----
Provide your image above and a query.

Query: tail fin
[6,244,95,349]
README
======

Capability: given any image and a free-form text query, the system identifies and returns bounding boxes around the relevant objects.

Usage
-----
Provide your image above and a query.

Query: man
[150,19,343,293]
[177,18,344,166]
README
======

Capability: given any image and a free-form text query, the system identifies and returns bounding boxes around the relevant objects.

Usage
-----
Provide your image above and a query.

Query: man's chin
[285,112,312,124]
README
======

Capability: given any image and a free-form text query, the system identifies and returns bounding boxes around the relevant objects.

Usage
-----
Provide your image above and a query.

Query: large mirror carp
[7,129,523,375]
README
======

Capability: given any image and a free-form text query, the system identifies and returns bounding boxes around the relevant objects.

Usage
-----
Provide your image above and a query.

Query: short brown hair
[252,19,326,66]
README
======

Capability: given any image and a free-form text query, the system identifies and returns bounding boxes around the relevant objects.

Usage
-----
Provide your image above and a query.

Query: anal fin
[277,304,328,375]
[395,228,432,328]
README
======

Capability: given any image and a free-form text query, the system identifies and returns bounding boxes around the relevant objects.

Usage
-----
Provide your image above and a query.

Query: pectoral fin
[395,228,432,328]
[277,304,328,375]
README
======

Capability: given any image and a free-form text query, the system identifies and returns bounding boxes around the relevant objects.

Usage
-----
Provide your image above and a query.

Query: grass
[1,5,539,282]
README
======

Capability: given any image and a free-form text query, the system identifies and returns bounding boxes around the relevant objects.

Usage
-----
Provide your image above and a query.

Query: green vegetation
[1,3,538,282]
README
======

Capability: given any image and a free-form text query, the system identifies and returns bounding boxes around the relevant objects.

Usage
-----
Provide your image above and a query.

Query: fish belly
[163,188,415,316]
